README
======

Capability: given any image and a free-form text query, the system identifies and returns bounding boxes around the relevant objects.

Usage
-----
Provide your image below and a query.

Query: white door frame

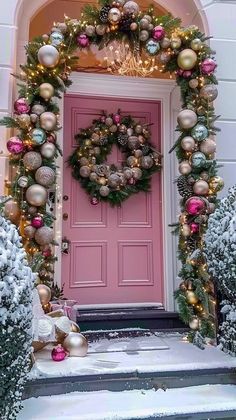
[54,72,178,311]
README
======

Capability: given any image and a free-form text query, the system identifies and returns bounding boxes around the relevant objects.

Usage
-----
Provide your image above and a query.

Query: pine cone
[177,175,193,199]
[119,13,134,32]
[99,5,111,23]
[186,236,198,253]
[118,133,128,146]
[100,135,109,145]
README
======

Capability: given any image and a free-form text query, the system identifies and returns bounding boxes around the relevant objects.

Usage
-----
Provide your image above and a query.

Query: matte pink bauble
[190,222,199,234]
[7,137,24,154]
[113,114,121,124]
[14,98,30,115]
[128,178,136,185]
[51,344,67,362]
[176,69,183,76]
[91,197,99,205]
[42,247,52,257]
[77,34,89,47]
[185,197,206,216]
[183,70,192,78]
[31,215,44,228]
[152,25,165,40]
[101,116,106,123]
[200,58,217,75]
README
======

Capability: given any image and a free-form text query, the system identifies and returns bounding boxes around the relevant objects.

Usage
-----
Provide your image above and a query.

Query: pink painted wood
[62,94,163,305]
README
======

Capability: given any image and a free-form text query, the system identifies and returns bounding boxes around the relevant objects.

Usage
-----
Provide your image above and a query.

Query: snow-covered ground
[18,385,236,419]
[30,332,236,380]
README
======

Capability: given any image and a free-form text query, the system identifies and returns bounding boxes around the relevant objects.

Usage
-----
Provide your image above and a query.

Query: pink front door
[62,94,163,305]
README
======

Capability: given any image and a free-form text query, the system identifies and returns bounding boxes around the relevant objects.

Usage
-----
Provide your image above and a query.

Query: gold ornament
[26,184,47,207]
[37,45,59,68]
[23,152,42,171]
[42,302,52,314]
[63,332,88,357]
[171,36,181,49]
[17,113,31,129]
[189,316,200,330]
[193,180,209,195]
[189,79,199,89]
[209,176,224,193]
[37,284,51,305]
[98,177,107,186]
[199,138,216,155]
[181,224,191,237]
[178,160,192,175]
[177,49,198,70]
[190,38,202,51]
[35,226,54,246]
[177,109,198,130]
[186,290,198,305]
[4,200,20,224]
[40,112,57,131]
[39,83,54,100]
[181,136,195,152]
[71,322,80,333]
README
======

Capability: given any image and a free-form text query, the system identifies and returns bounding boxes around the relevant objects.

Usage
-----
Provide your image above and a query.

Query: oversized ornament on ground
[177,49,198,70]
[51,344,67,362]
[39,83,54,100]
[7,137,24,154]
[63,332,88,357]
[35,166,56,187]
[40,112,57,131]
[23,151,42,170]
[35,226,54,245]
[37,284,51,305]
[26,184,47,206]
[30,128,46,145]
[177,109,198,130]
[37,45,60,68]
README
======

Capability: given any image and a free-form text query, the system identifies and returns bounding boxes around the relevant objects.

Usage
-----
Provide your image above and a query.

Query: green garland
[69,112,161,206]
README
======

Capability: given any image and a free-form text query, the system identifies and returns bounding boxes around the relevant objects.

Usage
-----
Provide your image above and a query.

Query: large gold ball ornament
[4,200,21,224]
[37,284,52,305]
[177,109,198,130]
[37,45,60,68]
[23,151,42,171]
[40,142,56,159]
[177,49,198,70]
[26,184,47,206]
[178,160,192,175]
[199,138,216,155]
[193,180,209,196]
[190,38,202,51]
[186,290,199,305]
[171,36,181,49]
[189,316,200,330]
[181,136,195,152]
[35,226,54,245]
[40,112,57,131]
[63,332,88,357]
[108,8,121,23]
[209,176,224,193]
[39,83,54,100]
[200,84,218,102]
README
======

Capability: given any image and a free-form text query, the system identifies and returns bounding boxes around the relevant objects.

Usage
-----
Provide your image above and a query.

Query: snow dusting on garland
[0,0,223,345]
[0,215,35,420]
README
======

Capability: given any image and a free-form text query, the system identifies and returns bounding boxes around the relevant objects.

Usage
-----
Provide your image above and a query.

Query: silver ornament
[26,184,47,206]
[30,114,38,124]
[105,117,113,127]
[141,155,154,169]
[85,25,96,37]
[99,186,110,197]
[140,18,149,29]
[23,152,42,171]
[31,104,46,115]
[160,37,171,49]
[123,168,133,179]
[177,109,198,130]
[18,176,28,188]
[37,45,60,68]
[132,167,142,180]
[40,142,56,159]
[108,174,121,188]
[108,8,121,23]
[127,156,137,167]
[181,136,195,152]
[139,30,149,42]
[40,112,57,131]
[35,166,56,187]
[80,166,91,178]
[128,136,139,150]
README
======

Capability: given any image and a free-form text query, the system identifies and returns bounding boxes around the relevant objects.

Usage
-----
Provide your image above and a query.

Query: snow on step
[19,385,236,419]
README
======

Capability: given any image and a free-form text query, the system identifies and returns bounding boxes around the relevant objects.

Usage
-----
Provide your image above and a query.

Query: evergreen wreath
[69,111,161,206]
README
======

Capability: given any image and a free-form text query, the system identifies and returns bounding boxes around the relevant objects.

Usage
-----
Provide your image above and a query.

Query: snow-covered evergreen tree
[0,215,35,419]
[205,186,236,356]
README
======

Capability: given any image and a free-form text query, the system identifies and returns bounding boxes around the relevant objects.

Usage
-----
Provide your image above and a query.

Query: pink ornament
[190,222,199,234]
[31,215,44,228]
[77,34,89,48]
[128,178,136,185]
[91,197,99,205]
[101,116,106,123]
[42,247,52,257]
[183,70,192,78]
[113,113,121,124]
[200,58,217,75]
[7,137,24,154]
[185,196,206,216]
[152,25,165,41]
[51,344,67,362]
[47,133,57,143]
[14,98,30,115]
[176,69,184,76]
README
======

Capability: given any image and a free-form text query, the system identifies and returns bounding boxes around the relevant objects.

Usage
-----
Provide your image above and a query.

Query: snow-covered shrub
[205,186,236,355]
[0,215,35,419]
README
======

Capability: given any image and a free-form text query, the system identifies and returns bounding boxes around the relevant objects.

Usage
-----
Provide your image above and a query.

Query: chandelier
[103,42,158,77]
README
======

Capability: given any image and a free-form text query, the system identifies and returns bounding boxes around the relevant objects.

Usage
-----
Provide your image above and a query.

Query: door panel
[62,94,163,305]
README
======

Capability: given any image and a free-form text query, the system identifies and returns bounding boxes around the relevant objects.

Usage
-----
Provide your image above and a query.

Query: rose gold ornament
[40,112,57,131]
[193,180,209,195]
[199,138,216,155]
[181,136,195,152]
[160,37,171,49]
[178,160,192,175]
[24,225,36,239]
[40,142,56,159]
[4,200,20,224]
[189,79,199,89]
[63,332,88,357]
[26,184,47,207]
[123,1,139,16]
[37,284,51,305]
[200,84,218,102]
[177,109,198,130]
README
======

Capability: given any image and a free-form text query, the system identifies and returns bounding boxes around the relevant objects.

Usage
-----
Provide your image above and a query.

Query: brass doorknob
[63,213,68,220]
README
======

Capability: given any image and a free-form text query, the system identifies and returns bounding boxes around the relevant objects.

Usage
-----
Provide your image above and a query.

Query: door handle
[62,237,70,255]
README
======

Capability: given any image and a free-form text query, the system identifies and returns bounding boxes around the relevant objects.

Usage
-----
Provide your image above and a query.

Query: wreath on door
[69,111,161,206]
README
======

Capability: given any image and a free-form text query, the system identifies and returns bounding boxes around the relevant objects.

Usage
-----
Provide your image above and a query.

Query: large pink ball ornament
[185,197,206,216]
[200,58,217,75]
[7,137,24,154]
[14,98,30,115]
[152,25,165,41]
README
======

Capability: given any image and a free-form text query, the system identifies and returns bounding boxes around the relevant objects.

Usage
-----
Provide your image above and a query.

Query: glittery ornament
[128,136,139,150]
[159,51,171,64]
[35,226,54,245]
[108,174,121,188]
[132,167,142,180]
[177,109,198,130]
[37,45,60,68]
[99,185,110,197]
[80,166,91,178]
[182,224,191,237]
[14,98,30,114]
[113,113,121,124]
[35,166,56,187]
[96,25,106,36]
[152,25,165,40]
[139,30,149,42]
[170,36,181,49]
[200,84,218,102]
[31,104,46,116]
[191,124,208,142]
[189,79,199,89]
[40,112,57,131]
[200,58,217,75]
[23,152,42,170]
[30,128,46,145]
[185,196,206,215]
[85,25,96,37]
[141,155,153,169]
[146,39,160,55]
[91,197,99,205]
[109,124,118,133]
[17,113,31,129]
[51,345,67,362]
[123,168,133,179]
[24,225,36,239]
[199,138,216,155]
[26,184,47,206]
[7,137,24,154]
[31,215,44,229]
[40,142,56,159]
[160,37,171,48]
[123,1,139,16]
[209,176,224,193]
[50,30,64,46]
[18,176,28,188]
[190,222,199,234]
[140,18,149,29]
[191,152,207,168]
[77,34,89,48]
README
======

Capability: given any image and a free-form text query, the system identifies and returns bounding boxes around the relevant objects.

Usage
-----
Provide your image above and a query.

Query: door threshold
[74,302,164,311]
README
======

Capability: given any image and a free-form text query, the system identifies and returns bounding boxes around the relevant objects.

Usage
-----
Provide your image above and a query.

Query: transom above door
[62,94,163,305]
